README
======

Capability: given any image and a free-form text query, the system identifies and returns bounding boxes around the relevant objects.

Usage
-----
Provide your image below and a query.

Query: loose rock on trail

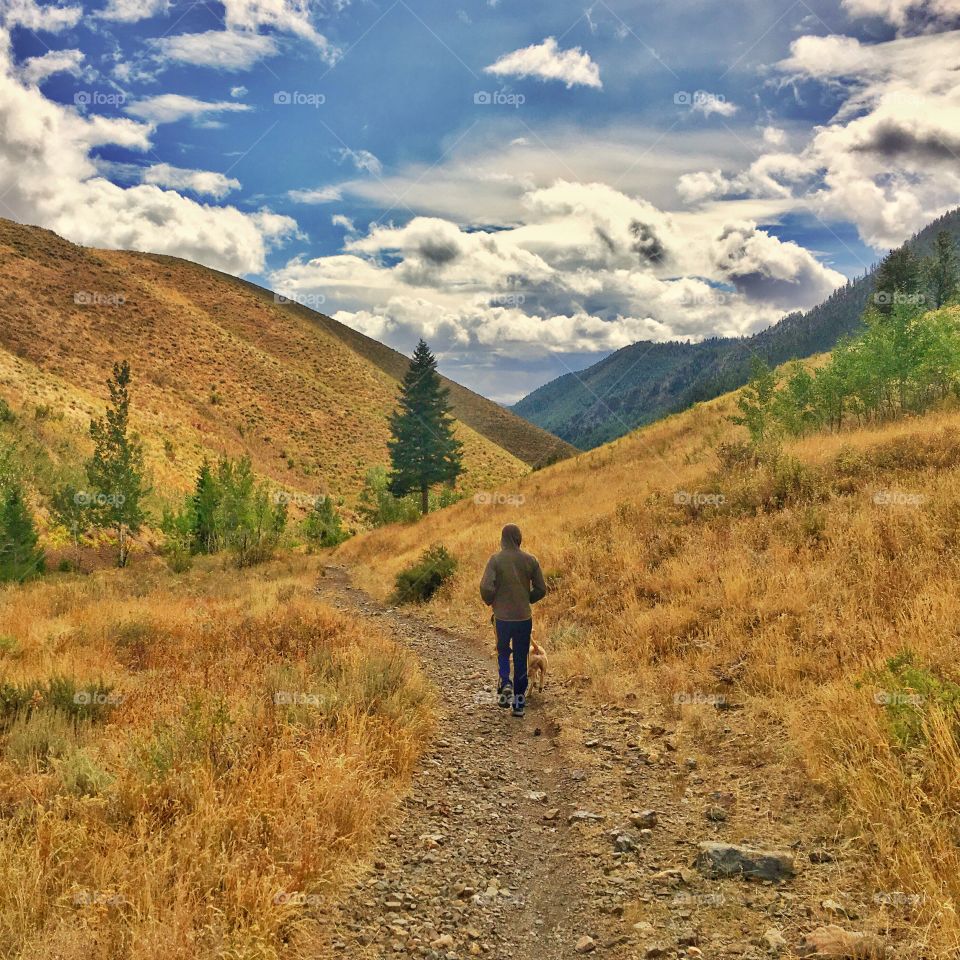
[316,566,901,959]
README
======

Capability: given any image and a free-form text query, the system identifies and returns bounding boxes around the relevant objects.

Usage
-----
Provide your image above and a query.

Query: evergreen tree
[873,245,922,315]
[926,230,958,309]
[191,459,221,554]
[85,361,150,567]
[387,340,463,514]
[0,483,45,583]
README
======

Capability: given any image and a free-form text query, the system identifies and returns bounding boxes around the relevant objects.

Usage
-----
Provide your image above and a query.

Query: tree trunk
[117,524,128,568]
[420,486,429,515]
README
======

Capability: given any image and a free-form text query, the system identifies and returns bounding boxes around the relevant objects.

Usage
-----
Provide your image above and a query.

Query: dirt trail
[317,565,903,960]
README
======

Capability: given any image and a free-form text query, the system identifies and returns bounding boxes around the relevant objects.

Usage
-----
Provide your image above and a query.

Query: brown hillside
[0,217,567,506]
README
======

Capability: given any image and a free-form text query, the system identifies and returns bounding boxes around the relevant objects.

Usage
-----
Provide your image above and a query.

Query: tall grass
[0,556,434,959]
[338,391,960,954]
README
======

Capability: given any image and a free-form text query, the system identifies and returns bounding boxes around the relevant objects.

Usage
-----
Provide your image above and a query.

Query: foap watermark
[671,891,726,908]
[678,289,735,308]
[273,690,325,708]
[674,691,727,707]
[274,292,326,309]
[72,890,125,907]
[490,292,526,307]
[874,691,925,708]
[873,291,926,307]
[74,291,126,307]
[873,490,926,507]
[273,891,322,907]
[73,690,125,706]
[273,491,325,509]
[74,90,126,107]
[74,490,126,508]
[874,891,925,908]
[273,91,325,108]
[474,491,526,507]
[674,490,725,508]
[674,89,726,109]
[473,89,525,108]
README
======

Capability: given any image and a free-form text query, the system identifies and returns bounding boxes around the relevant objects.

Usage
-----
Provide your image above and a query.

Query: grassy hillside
[515,207,960,449]
[339,308,960,955]
[0,217,569,519]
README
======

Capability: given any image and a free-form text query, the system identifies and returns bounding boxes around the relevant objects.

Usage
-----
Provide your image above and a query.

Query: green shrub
[389,544,457,605]
[0,634,20,658]
[356,467,421,527]
[301,495,350,549]
[54,747,114,796]
[0,676,118,728]
[862,650,960,750]
[0,398,13,423]
[5,709,79,768]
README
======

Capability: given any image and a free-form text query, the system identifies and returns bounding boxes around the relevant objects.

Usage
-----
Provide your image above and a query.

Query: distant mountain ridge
[513,208,960,449]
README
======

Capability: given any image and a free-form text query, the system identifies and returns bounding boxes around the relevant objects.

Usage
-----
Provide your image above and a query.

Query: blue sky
[2,0,959,400]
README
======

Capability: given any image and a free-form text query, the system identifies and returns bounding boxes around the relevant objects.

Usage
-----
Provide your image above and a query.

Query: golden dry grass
[338,391,960,955]
[0,555,434,960]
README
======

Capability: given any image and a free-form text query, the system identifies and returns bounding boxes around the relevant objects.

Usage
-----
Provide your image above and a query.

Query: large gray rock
[694,842,795,882]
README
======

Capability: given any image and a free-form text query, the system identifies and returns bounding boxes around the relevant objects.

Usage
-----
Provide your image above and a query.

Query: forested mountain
[514,208,960,449]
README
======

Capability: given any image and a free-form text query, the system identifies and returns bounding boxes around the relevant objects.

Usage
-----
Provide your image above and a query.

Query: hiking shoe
[497,683,513,709]
[511,703,525,718]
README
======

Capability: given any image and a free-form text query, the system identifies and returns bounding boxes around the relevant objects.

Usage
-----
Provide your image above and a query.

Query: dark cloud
[630,220,666,264]
[851,118,960,163]
[418,236,461,265]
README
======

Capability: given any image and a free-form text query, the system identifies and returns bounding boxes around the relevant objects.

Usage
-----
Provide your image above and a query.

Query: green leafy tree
[926,230,958,309]
[387,340,463,514]
[190,460,221,555]
[0,483,45,583]
[216,455,256,565]
[85,362,150,567]
[159,503,195,572]
[731,356,779,446]
[772,362,819,436]
[357,466,423,527]
[301,495,350,549]
[51,481,89,568]
[214,456,286,567]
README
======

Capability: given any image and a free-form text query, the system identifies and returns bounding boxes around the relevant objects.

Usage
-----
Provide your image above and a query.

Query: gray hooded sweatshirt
[479,524,547,621]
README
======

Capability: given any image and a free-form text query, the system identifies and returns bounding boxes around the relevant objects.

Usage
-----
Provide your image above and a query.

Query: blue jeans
[496,618,532,705]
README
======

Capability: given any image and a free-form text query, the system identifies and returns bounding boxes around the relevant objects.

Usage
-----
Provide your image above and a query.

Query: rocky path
[316,566,910,960]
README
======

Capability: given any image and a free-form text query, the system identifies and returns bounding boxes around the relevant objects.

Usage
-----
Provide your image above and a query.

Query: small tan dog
[528,639,548,694]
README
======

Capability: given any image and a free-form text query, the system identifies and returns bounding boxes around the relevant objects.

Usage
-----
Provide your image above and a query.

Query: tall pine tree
[873,245,922,315]
[926,230,958,309]
[191,459,221,554]
[86,361,150,567]
[387,339,463,514]
[0,483,45,583]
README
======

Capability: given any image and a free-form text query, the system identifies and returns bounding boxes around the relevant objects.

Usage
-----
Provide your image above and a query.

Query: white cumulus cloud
[485,36,602,89]
[0,26,296,275]
[126,94,251,124]
[142,163,241,198]
[152,30,278,71]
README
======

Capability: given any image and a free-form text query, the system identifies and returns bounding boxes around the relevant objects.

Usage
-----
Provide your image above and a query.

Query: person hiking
[479,523,547,718]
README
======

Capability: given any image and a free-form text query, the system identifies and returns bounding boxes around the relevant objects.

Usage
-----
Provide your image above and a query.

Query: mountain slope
[0,217,570,509]
[515,207,960,449]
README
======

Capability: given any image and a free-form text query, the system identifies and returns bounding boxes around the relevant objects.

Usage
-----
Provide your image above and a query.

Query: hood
[500,524,522,550]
